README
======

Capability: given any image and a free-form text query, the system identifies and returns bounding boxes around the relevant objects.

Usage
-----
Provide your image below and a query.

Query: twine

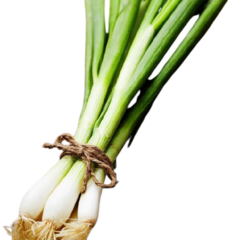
[43,133,117,193]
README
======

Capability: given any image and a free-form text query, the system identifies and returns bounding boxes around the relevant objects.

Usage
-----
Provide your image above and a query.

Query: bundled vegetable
[5,0,227,239]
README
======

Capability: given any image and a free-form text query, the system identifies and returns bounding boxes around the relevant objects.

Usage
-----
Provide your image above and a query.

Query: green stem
[75,83,109,143]
[112,0,166,92]
[75,0,140,144]
[109,0,121,38]
[152,0,181,31]
[91,0,106,81]
[81,0,94,117]
[90,0,207,150]
[95,0,150,127]
[106,0,228,161]
[88,92,128,149]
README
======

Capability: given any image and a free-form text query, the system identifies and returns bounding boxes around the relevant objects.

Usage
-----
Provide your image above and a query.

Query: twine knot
[43,133,117,193]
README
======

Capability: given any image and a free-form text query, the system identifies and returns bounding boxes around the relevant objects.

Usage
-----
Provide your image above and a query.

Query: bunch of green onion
[6,0,227,239]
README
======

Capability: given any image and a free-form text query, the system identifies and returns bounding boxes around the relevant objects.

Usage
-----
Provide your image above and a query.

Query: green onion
[7,0,227,239]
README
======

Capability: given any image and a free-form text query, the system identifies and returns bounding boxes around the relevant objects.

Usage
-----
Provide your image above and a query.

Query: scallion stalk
[81,0,94,116]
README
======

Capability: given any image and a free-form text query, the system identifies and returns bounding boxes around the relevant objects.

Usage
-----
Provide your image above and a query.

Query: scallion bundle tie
[43,133,117,193]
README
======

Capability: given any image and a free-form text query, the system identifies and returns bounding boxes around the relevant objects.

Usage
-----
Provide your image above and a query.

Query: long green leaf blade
[98,0,141,86]
[91,0,207,150]
[81,0,94,117]
[91,0,106,81]
[121,0,228,149]
[109,0,121,38]
[125,0,208,100]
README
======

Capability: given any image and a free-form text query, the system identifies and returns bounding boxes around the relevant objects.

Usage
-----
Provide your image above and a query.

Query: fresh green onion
[7,0,227,239]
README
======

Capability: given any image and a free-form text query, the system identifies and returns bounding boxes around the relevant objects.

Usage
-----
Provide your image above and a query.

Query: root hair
[56,220,94,240]
[4,215,36,240]
[32,220,57,240]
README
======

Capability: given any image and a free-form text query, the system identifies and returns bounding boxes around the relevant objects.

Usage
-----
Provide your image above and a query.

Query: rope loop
[43,133,117,193]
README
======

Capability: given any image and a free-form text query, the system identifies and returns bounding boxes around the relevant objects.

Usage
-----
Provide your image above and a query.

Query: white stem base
[78,168,105,223]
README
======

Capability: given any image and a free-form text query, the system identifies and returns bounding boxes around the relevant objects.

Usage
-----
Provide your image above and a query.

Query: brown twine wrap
[43,133,117,194]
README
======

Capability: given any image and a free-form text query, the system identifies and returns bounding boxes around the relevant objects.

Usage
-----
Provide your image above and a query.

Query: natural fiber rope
[43,133,117,194]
